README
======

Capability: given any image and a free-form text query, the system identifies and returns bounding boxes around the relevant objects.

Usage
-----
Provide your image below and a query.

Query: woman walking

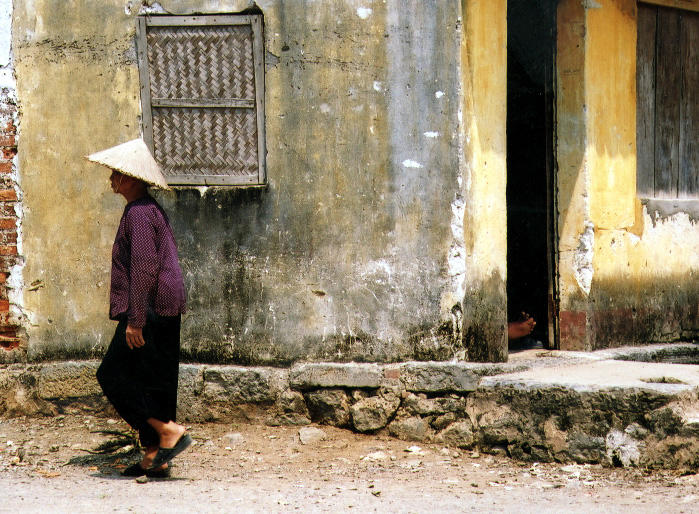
[88,139,191,477]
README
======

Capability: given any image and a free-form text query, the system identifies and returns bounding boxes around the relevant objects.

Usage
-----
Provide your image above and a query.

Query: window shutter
[636,6,698,199]
[137,15,266,186]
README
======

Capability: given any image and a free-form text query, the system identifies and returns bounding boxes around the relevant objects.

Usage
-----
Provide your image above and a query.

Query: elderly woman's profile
[88,139,191,478]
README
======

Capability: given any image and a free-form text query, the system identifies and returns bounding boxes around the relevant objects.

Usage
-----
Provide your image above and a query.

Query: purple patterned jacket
[110,195,186,328]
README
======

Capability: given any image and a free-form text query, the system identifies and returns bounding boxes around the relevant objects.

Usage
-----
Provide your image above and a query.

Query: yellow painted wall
[13,0,141,351]
[557,0,590,314]
[460,0,508,361]
[586,0,637,230]
[557,0,699,349]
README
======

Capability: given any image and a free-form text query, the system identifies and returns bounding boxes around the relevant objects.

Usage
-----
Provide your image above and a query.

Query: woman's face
[110,169,125,194]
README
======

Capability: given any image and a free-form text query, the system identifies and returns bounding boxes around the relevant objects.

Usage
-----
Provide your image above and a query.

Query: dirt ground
[1,415,697,513]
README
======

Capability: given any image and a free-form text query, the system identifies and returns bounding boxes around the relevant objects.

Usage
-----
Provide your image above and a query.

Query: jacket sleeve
[125,207,160,328]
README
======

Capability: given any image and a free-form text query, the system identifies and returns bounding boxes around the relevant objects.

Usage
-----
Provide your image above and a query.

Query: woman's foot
[140,445,169,471]
[508,313,536,340]
[152,420,186,449]
[122,447,169,477]
[146,418,192,470]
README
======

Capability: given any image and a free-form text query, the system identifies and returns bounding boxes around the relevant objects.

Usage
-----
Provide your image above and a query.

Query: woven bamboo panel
[152,107,258,177]
[147,25,255,100]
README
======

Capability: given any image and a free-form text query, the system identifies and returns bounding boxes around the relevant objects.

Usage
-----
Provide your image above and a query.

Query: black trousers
[96,313,181,447]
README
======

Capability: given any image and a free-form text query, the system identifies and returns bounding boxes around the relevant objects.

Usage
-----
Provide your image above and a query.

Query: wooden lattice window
[136,15,266,186]
[637,5,698,199]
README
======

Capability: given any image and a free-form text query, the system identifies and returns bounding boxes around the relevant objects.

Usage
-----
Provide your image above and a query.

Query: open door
[506,0,559,350]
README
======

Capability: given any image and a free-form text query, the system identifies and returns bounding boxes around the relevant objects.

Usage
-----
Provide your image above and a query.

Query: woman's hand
[126,324,146,349]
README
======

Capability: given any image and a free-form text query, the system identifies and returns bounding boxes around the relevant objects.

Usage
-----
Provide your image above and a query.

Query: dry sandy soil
[0,415,697,513]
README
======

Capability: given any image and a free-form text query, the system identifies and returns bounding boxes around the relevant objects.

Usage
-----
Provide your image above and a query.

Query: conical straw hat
[87,139,170,190]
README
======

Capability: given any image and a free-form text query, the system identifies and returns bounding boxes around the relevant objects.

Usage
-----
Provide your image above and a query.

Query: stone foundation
[1,346,698,471]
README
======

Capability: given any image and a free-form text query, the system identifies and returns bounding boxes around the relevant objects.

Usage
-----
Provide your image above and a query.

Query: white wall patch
[402,159,424,169]
[357,7,373,19]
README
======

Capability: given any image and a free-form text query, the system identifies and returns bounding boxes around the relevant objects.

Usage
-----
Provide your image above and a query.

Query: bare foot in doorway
[508,312,536,340]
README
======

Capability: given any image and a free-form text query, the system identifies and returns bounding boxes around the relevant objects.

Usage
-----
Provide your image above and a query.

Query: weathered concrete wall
[556,0,699,350]
[3,0,513,364]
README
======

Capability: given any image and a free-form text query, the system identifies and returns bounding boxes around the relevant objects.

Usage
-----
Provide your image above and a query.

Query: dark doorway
[506,0,558,349]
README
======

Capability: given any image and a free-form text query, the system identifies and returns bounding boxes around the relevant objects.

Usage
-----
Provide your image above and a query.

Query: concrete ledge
[394,362,480,393]
[289,363,382,390]
[37,361,101,399]
[202,366,288,403]
[290,361,528,393]
[480,360,699,394]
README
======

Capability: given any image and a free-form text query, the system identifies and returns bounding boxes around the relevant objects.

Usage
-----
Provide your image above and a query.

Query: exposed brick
[0,103,17,343]
[0,204,16,216]
[0,337,20,350]
[0,256,18,269]
[0,189,16,202]
[383,368,400,380]
[560,310,587,351]
[0,231,17,244]
[0,245,17,256]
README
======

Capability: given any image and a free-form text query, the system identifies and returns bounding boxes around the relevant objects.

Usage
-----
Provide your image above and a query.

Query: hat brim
[87,139,171,190]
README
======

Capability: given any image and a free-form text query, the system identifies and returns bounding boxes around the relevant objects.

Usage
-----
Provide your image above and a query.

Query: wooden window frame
[136,14,267,186]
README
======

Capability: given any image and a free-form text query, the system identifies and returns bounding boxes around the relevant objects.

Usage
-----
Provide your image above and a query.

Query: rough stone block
[289,363,382,390]
[431,412,457,431]
[267,390,311,426]
[305,389,350,427]
[399,362,479,393]
[436,420,475,449]
[388,416,432,442]
[566,432,606,463]
[202,366,287,404]
[37,361,101,399]
[402,393,445,416]
[350,391,400,432]
[176,364,205,421]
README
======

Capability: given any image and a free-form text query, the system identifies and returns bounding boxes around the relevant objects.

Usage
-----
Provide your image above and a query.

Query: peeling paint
[356,7,372,19]
[642,199,699,226]
[423,131,439,138]
[125,1,168,16]
[573,222,594,295]
[582,0,602,9]
[401,159,423,169]
[448,192,466,302]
